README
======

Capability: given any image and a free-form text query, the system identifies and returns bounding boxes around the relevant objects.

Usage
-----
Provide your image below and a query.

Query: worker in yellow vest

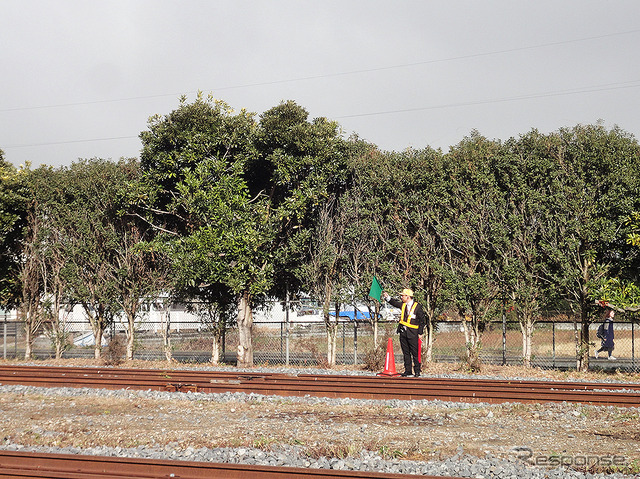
[382,288,425,377]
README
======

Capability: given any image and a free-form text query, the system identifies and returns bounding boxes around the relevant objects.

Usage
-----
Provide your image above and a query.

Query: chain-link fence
[3,309,639,371]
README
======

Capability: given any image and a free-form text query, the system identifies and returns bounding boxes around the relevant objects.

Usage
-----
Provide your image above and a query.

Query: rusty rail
[0,365,638,406]
[0,450,463,479]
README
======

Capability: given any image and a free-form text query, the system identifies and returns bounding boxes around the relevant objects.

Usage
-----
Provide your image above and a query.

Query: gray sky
[2,0,640,168]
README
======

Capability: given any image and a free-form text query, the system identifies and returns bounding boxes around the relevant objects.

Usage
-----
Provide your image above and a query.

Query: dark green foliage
[4,93,640,371]
[0,152,28,307]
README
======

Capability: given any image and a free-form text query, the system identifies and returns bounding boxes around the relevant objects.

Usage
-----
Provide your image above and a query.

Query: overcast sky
[1,0,639,169]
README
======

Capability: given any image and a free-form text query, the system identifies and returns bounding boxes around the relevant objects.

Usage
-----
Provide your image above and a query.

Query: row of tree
[1,94,639,371]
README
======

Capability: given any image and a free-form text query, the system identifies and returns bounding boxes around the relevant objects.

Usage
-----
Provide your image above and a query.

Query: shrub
[457,343,482,373]
[103,334,126,366]
[363,336,393,372]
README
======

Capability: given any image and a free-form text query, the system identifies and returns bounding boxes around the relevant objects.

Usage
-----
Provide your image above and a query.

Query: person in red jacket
[382,288,425,377]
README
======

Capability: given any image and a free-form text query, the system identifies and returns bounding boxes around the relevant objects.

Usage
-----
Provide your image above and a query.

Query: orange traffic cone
[377,337,400,376]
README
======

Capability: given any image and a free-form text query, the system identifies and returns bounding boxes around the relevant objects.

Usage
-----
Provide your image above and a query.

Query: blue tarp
[328,310,371,320]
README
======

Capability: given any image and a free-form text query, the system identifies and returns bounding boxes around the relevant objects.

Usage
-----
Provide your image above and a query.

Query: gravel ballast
[0,364,639,478]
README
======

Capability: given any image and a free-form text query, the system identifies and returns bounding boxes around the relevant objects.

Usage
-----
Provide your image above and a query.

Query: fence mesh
[2,308,638,371]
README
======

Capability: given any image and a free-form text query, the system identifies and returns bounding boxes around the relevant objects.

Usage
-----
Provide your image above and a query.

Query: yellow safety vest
[399,302,419,329]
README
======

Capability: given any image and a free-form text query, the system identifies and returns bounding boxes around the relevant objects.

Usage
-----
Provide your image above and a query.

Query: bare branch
[124,213,179,236]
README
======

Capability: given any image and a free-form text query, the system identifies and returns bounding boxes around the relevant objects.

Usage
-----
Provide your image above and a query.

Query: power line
[334,80,640,119]
[4,136,139,149]
[1,28,639,114]
[4,79,639,150]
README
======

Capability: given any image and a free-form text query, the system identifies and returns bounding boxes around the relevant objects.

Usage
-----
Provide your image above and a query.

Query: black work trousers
[399,326,420,375]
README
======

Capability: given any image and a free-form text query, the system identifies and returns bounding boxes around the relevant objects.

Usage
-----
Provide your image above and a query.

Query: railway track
[0,450,465,479]
[0,365,639,406]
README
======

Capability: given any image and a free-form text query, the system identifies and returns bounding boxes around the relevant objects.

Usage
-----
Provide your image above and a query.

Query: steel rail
[0,365,638,406]
[3,364,640,391]
[3,364,639,391]
[0,450,463,479]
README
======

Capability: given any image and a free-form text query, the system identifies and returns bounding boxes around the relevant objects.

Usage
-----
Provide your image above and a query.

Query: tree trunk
[162,308,172,362]
[425,322,434,363]
[371,302,380,347]
[573,316,581,371]
[576,254,592,372]
[575,284,591,372]
[461,317,480,358]
[126,330,135,361]
[47,292,66,360]
[579,312,590,372]
[519,317,534,367]
[323,303,340,367]
[236,291,253,368]
[526,328,532,367]
[54,331,65,359]
[125,314,135,361]
[51,308,68,360]
[461,319,471,358]
[373,319,379,348]
[326,321,338,367]
[461,314,481,367]
[423,310,436,363]
[521,324,529,367]
[211,332,223,365]
[93,328,103,359]
[23,307,39,360]
[84,306,105,360]
[24,326,33,360]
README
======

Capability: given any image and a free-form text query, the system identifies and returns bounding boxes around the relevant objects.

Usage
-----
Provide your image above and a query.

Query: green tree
[440,133,505,367]
[139,96,352,367]
[24,159,166,361]
[367,147,450,361]
[591,211,640,312]
[339,146,397,347]
[111,217,168,361]
[497,131,560,366]
[166,154,270,366]
[245,100,353,366]
[18,203,46,359]
[0,152,28,308]
[18,165,71,359]
[299,199,349,366]
[336,158,387,346]
[57,159,142,359]
[399,148,450,362]
[15,161,153,359]
[184,285,236,364]
[252,100,353,300]
[138,94,259,366]
[337,145,451,362]
[542,124,640,370]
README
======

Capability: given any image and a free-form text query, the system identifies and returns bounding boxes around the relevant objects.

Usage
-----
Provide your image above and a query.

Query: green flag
[369,276,383,301]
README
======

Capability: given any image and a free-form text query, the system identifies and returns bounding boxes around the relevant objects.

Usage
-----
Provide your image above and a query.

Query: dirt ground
[0,359,639,475]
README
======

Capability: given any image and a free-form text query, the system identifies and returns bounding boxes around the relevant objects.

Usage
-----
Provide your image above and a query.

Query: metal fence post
[285,305,290,366]
[632,321,635,370]
[502,309,506,366]
[353,321,358,365]
[552,322,556,369]
[280,322,284,363]
[3,311,6,360]
[222,327,226,363]
[342,323,345,364]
